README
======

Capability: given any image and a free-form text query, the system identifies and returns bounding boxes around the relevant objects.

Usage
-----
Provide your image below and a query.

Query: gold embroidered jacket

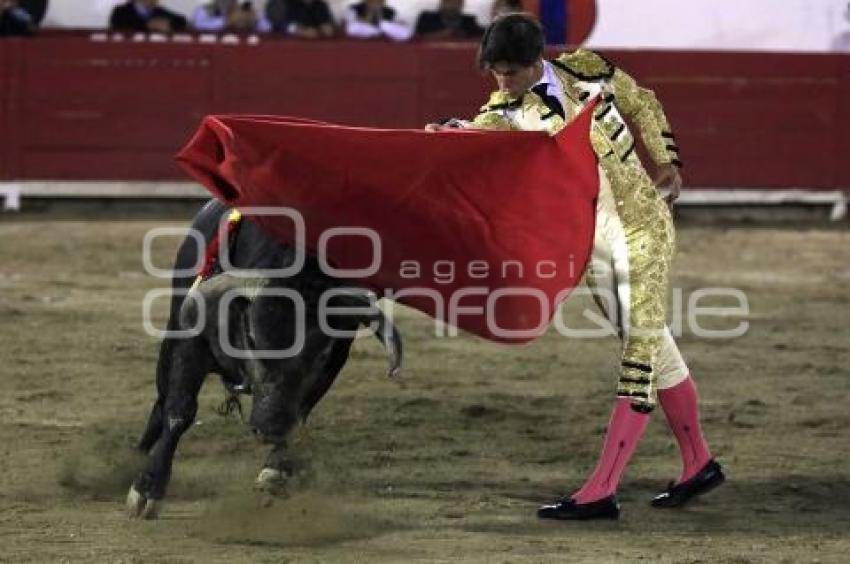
[471,49,683,410]
[473,49,681,171]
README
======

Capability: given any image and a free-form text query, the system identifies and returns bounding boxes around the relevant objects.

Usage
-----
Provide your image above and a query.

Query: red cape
[176,105,599,344]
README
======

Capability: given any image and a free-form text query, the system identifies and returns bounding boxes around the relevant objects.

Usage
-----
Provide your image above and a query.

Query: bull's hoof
[254,467,290,497]
[126,485,162,520]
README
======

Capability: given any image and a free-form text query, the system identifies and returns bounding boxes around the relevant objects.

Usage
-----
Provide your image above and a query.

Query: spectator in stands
[490,0,523,20]
[266,0,335,38]
[109,0,188,33]
[18,0,46,26]
[0,0,35,36]
[831,2,850,52]
[415,0,484,41]
[192,0,271,33]
[344,0,413,42]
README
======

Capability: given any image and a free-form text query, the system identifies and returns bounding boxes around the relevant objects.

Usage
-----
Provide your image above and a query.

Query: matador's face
[489,60,544,99]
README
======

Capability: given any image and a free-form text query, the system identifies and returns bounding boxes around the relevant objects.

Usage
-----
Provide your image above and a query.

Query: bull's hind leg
[136,339,177,453]
[137,398,164,453]
[128,338,209,519]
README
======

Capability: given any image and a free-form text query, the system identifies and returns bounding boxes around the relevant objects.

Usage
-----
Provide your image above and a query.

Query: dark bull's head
[179,272,402,440]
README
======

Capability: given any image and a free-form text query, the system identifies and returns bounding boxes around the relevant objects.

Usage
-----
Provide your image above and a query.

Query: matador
[430,13,725,520]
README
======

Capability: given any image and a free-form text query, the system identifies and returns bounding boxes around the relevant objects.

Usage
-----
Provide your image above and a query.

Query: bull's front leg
[127,340,209,519]
[255,440,299,495]
[249,387,303,496]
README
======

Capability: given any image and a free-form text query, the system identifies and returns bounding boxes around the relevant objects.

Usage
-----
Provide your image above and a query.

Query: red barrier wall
[0,41,8,177]
[0,39,22,179]
[1,35,849,189]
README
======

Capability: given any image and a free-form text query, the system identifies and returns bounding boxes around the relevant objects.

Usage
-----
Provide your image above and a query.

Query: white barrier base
[10,181,208,199]
[0,183,21,211]
[2,181,848,221]
[678,189,848,221]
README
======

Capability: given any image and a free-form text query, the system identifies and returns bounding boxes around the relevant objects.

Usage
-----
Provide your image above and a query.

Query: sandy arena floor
[0,216,848,563]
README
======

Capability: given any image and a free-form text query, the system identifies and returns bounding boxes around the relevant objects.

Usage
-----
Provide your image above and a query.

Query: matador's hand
[655,163,683,207]
[425,119,468,132]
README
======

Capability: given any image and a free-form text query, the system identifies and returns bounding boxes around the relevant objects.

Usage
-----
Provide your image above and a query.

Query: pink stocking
[658,376,712,483]
[572,398,650,503]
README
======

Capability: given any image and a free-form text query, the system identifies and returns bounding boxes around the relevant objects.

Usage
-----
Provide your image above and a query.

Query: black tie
[531,84,565,120]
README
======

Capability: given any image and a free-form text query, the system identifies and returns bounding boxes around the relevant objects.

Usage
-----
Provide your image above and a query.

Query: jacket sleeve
[471,110,517,130]
[608,65,681,168]
[469,92,521,130]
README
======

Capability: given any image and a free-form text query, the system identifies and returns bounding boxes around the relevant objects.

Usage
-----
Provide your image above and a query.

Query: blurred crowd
[1,0,525,40]
[1,0,37,35]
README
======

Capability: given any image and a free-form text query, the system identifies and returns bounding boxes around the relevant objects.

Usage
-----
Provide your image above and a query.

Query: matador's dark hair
[477,13,545,70]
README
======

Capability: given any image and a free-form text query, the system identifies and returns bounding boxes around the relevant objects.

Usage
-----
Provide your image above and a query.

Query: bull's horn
[191,272,270,301]
[364,307,403,379]
[330,290,404,379]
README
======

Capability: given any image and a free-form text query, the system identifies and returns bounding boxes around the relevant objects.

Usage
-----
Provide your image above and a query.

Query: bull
[126,200,403,519]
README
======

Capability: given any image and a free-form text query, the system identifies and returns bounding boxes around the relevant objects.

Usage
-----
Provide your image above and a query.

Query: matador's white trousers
[584,171,690,392]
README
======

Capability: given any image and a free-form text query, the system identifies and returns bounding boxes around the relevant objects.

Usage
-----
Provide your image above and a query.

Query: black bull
[127,200,403,519]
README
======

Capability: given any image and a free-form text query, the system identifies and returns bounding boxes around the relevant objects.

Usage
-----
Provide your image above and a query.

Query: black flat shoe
[651,459,725,508]
[537,495,620,521]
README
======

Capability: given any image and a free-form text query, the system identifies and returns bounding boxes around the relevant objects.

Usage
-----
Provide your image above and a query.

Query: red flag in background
[176,103,599,344]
